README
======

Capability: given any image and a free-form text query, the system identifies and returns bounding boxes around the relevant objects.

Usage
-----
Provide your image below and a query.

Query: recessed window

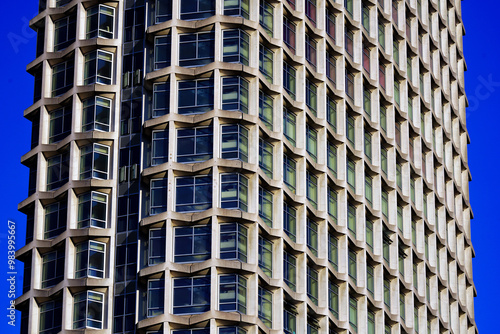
[259,186,273,227]
[283,62,296,99]
[283,154,296,193]
[173,276,211,314]
[345,29,353,56]
[327,186,338,221]
[329,280,339,317]
[305,0,317,25]
[258,236,273,277]
[220,222,247,261]
[219,274,247,313]
[174,225,211,262]
[284,303,297,334]
[49,105,72,143]
[177,126,213,163]
[178,79,214,114]
[222,76,249,113]
[349,296,358,331]
[326,52,336,85]
[328,233,338,269]
[224,0,249,18]
[307,266,319,304]
[147,279,165,317]
[41,248,64,288]
[326,8,336,40]
[80,143,110,180]
[283,16,296,53]
[220,173,248,211]
[219,327,247,334]
[366,220,374,251]
[223,29,249,65]
[362,4,370,32]
[46,151,69,191]
[363,44,371,73]
[44,197,67,239]
[367,264,374,296]
[75,240,105,279]
[283,202,297,242]
[347,158,356,191]
[86,5,114,39]
[306,172,318,209]
[73,291,104,329]
[347,202,356,235]
[327,142,338,176]
[153,82,170,117]
[283,108,296,146]
[378,19,386,49]
[258,286,273,327]
[379,64,386,90]
[180,0,215,20]
[259,1,274,37]
[154,35,172,69]
[346,114,355,144]
[307,218,318,256]
[175,175,212,212]
[149,228,166,265]
[259,137,274,178]
[156,0,173,23]
[364,130,372,160]
[305,35,317,69]
[52,57,74,97]
[221,124,249,162]
[345,0,353,15]
[365,175,373,204]
[82,96,111,132]
[54,14,76,51]
[150,178,168,215]
[77,191,108,228]
[345,70,354,99]
[306,79,318,115]
[39,300,62,334]
[179,31,214,67]
[284,251,296,290]
[306,124,318,161]
[151,129,169,166]
[84,50,113,85]
[259,45,274,83]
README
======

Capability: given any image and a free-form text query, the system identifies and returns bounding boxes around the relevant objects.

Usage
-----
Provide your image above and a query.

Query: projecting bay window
[84,50,113,85]
[154,35,172,69]
[259,186,273,227]
[180,0,215,20]
[156,0,173,23]
[86,5,114,39]
[49,105,72,143]
[151,129,169,166]
[147,279,165,317]
[75,240,105,278]
[149,228,166,265]
[175,175,212,212]
[46,151,69,191]
[259,137,274,178]
[259,45,274,84]
[174,225,211,263]
[220,173,248,211]
[39,300,62,334]
[73,291,104,329]
[224,0,249,18]
[78,192,108,228]
[150,178,168,215]
[219,274,247,313]
[220,222,248,262]
[223,29,249,65]
[177,126,213,163]
[153,82,170,117]
[179,31,214,67]
[41,248,65,288]
[52,57,74,97]
[80,143,110,180]
[54,14,76,51]
[44,199,67,239]
[221,124,249,162]
[283,202,297,242]
[178,79,214,114]
[222,76,249,113]
[82,96,111,132]
[173,276,211,314]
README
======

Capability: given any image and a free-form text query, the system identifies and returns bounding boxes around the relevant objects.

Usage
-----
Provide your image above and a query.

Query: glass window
[151,129,169,166]
[219,327,247,334]
[307,218,318,256]
[178,79,214,114]
[362,4,370,32]
[327,95,337,130]
[283,202,297,242]
[382,189,389,218]
[223,29,249,65]
[305,35,317,68]
[306,79,318,115]
[46,151,69,191]
[259,45,274,83]
[349,296,357,331]
[328,186,338,221]
[175,225,211,263]
[49,105,72,143]
[177,126,213,163]
[156,0,173,23]
[345,0,353,15]
[39,300,62,334]
[394,80,400,105]
[345,70,354,99]
[150,178,168,215]
[180,0,215,20]
[393,40,399,66]
[307,266,319,304]
[327,142,337,176]
[259,138,274,178]
[347,202,356,235]
[328,280,339,317]
[284,303,297,334]
[222,77,249,113]
[259,186,273,227]
[363,88,371,116]
[367,264,374,296]
[326,8,336,40]
[175,175,212,212]
[283,62,296,99]
[368,311,375,334]
[149,228,166,265]
[173,276,211,314]
[221,124,248,162]
[54,14,76,51]
[75,240,105,279]
[283,16,296,53]
[378,20,385,49]
[219,274,247,313]
[224,0,249,18]
[78,191,107,228]
[82,96,111,132]
[284,251,296,291]
[365,175,373,204]
[220,222,247,262]
[258,236,273,277]
[259,90,274,131]
[306,172,318,209]
[328,233,338,269]
[347,158,356,190]
[306,125,318,161]
[41,248,64,288]
[283,154,296,193]
[305,0,317,24]
[179,32,214,67]
[283,108,296,146]
[348,249,357,283]
[221,173,248,211]
[153,82,170,117]
[154,35,172,69]
[326,52,336,85]
[366,220,374,251]
[86,5,114,39]
[258,286,272,327]
[147,279,165,317]
[84,50,113,85]
[73,291,104,329]
[379,64,386,90]
[80,143,110,180]
[364,130,372,160]
[259,0,274,37]
[345,29,353,56]
[52,58,74,97]
[44,199,67,239]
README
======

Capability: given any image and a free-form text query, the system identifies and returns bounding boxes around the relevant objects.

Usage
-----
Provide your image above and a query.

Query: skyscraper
[18,0,477,333]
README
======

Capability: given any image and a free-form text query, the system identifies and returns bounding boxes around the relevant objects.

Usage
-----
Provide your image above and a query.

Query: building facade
[17,0,477,333]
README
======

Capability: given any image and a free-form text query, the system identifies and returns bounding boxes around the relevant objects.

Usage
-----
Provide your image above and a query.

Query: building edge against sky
[16,0,477,333]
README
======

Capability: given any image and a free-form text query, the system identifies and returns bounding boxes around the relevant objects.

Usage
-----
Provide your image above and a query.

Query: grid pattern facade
[18,0,476,334]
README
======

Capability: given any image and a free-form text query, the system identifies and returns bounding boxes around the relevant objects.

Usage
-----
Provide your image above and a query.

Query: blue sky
[0,1,498,333]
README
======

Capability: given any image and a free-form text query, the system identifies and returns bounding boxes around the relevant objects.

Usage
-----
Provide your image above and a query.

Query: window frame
[75,240,106,279]
[72,290,105,329]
